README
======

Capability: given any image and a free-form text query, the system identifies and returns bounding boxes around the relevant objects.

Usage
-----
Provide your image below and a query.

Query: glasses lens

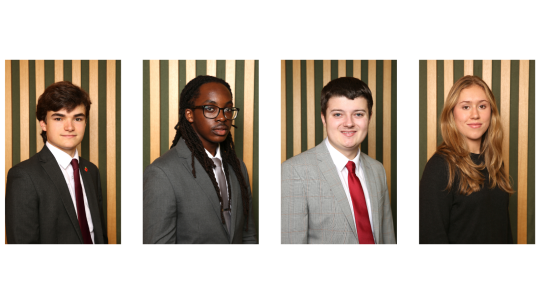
[224,108,238,120]
[203,106,219,118]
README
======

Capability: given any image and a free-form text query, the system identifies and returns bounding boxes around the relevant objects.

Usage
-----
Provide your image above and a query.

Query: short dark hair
[36,81,91,143]
[320,77,373,118]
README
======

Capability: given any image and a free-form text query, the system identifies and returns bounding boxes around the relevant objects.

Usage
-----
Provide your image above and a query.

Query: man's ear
[320,112,326,128]
[39,120,47,131]
[185,109,194,123]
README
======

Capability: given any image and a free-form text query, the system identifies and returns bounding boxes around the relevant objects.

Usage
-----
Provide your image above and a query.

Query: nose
[64,119,74,131]
[470,107,480,119]
[215,108,226,122]
[344,114,354,127]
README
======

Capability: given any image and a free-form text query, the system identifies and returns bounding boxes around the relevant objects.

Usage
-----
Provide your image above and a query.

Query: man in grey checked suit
[282,77,396,244]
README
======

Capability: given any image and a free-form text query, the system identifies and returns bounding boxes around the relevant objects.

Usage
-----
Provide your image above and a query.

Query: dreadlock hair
[171,75,251,231]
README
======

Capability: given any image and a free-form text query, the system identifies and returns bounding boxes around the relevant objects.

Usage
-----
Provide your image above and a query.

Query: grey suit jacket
[281,142,396,244]
[5,146,107,244]
[143,140,257,244]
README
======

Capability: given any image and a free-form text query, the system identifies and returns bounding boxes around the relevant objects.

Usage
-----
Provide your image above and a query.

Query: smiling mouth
[467,124,482,129]
[341,131,357,137]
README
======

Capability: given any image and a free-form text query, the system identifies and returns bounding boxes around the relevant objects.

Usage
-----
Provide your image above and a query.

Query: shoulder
[422,153,449,177]
[146,147,181,172]
[7,153,42,179]
[360,152,385,173]
[281,145,321,168]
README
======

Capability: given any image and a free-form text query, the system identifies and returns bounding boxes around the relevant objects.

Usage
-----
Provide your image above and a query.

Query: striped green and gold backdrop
[419,60,535,244]
[281,60,398,236]
[5,60,122,244]
[142,60,259,238]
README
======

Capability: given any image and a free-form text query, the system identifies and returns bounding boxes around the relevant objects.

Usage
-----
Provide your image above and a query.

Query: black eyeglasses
[191,105,240,120]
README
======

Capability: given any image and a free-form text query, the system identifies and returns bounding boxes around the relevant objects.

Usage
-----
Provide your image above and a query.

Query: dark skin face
[185,82,233,156]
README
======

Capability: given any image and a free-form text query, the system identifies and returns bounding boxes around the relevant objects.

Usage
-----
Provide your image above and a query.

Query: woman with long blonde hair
[420,75,514,244]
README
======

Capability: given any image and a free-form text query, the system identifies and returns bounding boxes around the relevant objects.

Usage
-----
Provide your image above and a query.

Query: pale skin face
[453,85,491,154]
[39,104,87,158]
[321,96,370,160]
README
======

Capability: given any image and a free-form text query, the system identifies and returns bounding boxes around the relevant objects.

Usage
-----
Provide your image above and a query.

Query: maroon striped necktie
[71,159,93,244]
[345,161,375,244]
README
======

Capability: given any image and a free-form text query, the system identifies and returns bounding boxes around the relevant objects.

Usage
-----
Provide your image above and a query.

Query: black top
[420,153,513,244]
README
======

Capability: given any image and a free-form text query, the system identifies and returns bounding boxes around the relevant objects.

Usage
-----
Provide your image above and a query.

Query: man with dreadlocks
[143,75,256,244]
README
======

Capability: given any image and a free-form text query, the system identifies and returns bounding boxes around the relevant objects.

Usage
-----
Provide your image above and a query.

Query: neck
[204,143,218,157]
[467,140,481,154]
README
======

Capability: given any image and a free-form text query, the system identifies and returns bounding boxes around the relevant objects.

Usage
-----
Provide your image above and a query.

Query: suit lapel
[78,158,104,244]
[359,153,380,244]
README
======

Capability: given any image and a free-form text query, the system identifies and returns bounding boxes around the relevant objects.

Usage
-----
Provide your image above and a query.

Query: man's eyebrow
[329,109,366,112]
[51,113,66,117]
[203,100,233,105]
[73,113,86,117]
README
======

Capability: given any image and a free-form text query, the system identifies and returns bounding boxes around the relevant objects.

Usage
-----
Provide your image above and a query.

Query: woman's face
[452,85,491,153]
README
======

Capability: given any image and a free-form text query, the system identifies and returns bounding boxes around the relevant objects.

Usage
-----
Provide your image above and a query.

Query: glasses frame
[191,105,240,120]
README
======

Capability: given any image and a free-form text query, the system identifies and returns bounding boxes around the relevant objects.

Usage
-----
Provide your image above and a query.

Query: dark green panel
[509,60,519,244]
[11,60,20,166]
[64,60,72,82]
[234,60,245,160]
[253,60,259,242]
[314,60,323,145]
[160,60,169,155]
[453,60,464,82]
[29,60,36,156]
[196,60,206,76]
[301,60,307,152]
[286,60,293,159]
[216,60,226,80]
[346,60,353,77]
[44,60,54,88]
[527,60,535,244]
[437,60,444,146]
[98,60,108,226]
[376,60,383,163]
[419,60,427,177]
[391,60,397,238]
[361,60,369,153]
[116,60,122,244]
[143,60,150,170]
[331,60,338,80]
[473,60,482,78]
[81,60,90,159]
[492,60,501,111]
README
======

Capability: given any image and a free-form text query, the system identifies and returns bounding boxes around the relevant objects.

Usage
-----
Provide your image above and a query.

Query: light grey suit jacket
[281,142,396,244]
[143,140,257,244]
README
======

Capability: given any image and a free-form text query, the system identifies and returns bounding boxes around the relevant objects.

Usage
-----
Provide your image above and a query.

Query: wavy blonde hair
[436,75,513,195]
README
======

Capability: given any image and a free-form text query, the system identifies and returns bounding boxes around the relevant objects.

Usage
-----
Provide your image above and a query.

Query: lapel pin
[85,167,88,172]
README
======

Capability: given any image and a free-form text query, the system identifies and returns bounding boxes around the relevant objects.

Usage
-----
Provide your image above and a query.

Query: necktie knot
[346,161,356,173]
[71,158,79,171]
[212,158,222,168]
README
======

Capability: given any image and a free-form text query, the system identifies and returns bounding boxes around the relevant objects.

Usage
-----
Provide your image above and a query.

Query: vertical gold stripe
[367,60,376,159]
[322,60,331,139]
[243,60,255,190]
[444,60,453,103]
[292,60,301,156]
[149,60,160,163]
[353,60,361,79]
[106,60,116,244]
[306,60,315,149]
[186,60,196,83]
[281,60,286,163]
[500,60,510,177]
[20,60,30,162]
[5,60,12,181]
[427,60,437,160]
[54,60,63,82]
[464,60,473,76]
[72,60,82,156]
[482,60,492,89]
[207,60,216,77]
[338,60,346,77]
[517,60,529,244]
[225,60,236,140]
[89,60,99,166]
[382,60,392,202]
[169,60,179,149]
[36,60,45,153]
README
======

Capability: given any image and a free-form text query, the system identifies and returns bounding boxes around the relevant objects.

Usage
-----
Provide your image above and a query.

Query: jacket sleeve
[240,162,257,244]
[380,168,396,244]
[281,161,308,244]
[95,168,108,244]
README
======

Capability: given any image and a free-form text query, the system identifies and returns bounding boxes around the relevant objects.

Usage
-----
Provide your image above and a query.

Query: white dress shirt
[325,138,374,238]
[205,145,231,213]
[46,142,95,243]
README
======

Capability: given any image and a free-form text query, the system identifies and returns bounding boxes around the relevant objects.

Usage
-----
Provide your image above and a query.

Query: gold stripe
[293,60,301,156]
[186,60,196,83]
[482,60,492,89]
[207,60,216,77]
[464,60,473,76]
[72,60,82,156]
[281,61,286,162]
[367,60,376,159]
[517,60,529,244]
[20,60,30,162]
[89,60,99,166]
[353,60,361,80]
[322,60,331,139]
[444,60,453,103]
[382,60,392,202]
[243,60,255,190]
[169,60,179,149]
[54,60,63,82]
[338,60,346,77]
[36,61,45,153]
[427,60,437,160]
[225,60,236,140]
[500,60,510,177]
[5,60,12,181]
[106,60,116,244]
[149,60,160,163]
[306,60,315,149]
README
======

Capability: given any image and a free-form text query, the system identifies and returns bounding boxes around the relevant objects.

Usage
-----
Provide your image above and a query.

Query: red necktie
[346,161,375,244]
[71,159,93,244]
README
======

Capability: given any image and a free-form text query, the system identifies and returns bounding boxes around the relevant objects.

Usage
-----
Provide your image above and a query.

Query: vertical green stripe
[29,60,36,156]
[375,60,383,163]
[436,60,444,146]
[492,60,501,111]
[11,60,20,166]
[453,60,464,82]
[508,60,519,244]
[361,60,369,153]
[196,60,206,76]
[216,60,226,80]
[234,60,244,160]
[314,60,323,146]
[98,60,108,226]
[286,60,293,159]
[346,60,353,77]
[253,60,259,242]
[419,61,427,177]
[143,60,150,170]
[64,60,72,82]
[527,60,535,244]
[391,60,397,238]
[81,60,90,159]
[116,60,121,244]
[179,60,187,104]
[44,60,54,88]
[160,60,169,155]
[331,60,338,80]
[473,60,482,78]
[301,60,307,152]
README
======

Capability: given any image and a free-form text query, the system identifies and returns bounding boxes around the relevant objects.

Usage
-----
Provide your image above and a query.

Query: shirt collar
[46,142,79,170]
[324,138,361,172]
[205,145,222,161]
